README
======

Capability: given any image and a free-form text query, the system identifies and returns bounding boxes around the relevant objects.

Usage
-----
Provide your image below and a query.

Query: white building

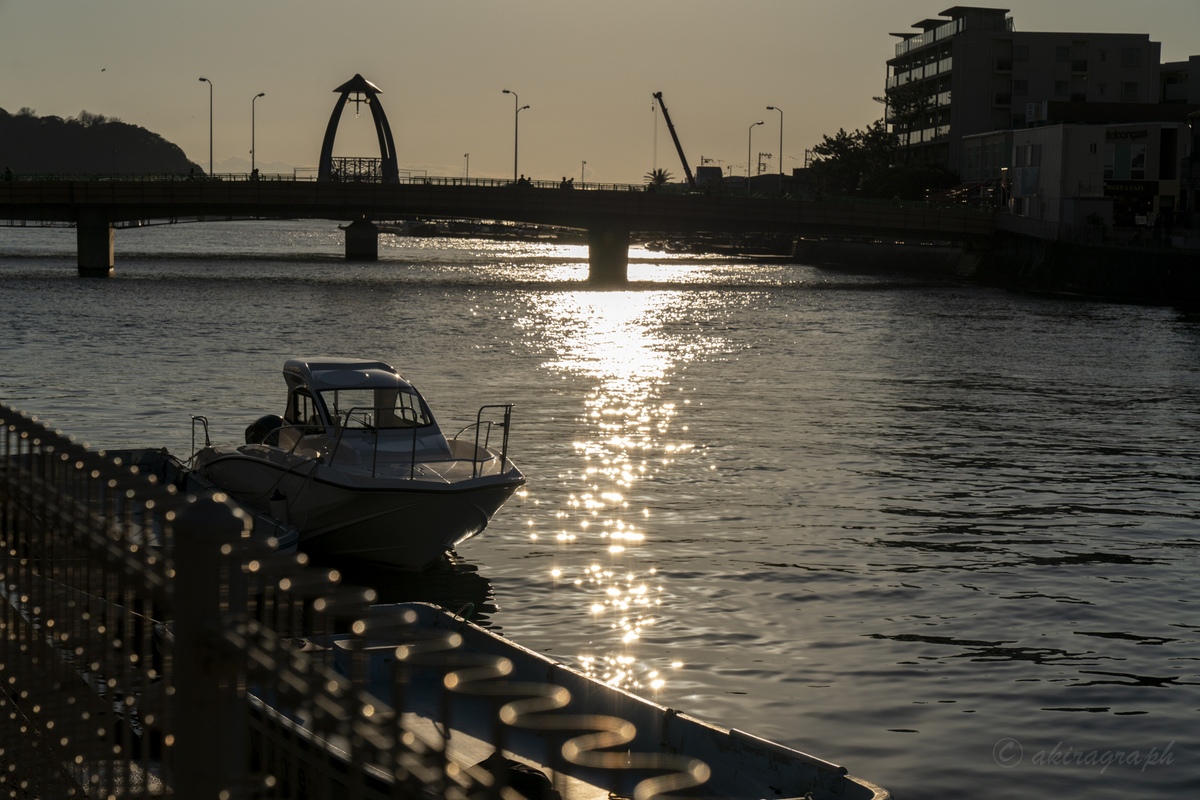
[1006,121,1188,235]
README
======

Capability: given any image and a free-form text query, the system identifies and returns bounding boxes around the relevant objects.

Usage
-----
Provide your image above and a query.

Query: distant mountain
[0,107,204,175]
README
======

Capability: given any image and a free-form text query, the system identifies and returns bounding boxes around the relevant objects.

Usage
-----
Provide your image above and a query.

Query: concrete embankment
[794,235,1200,306]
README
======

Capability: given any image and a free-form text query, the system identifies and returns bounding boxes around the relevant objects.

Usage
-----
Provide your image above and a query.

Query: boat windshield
[320,388,431,430]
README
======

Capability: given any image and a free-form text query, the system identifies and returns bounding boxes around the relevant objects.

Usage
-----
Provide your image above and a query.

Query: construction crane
[652,92,696,189]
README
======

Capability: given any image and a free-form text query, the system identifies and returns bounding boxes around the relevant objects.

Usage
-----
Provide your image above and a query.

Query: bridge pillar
[345,219,379,260]
[77,209,114,277]
[587,222,629,285]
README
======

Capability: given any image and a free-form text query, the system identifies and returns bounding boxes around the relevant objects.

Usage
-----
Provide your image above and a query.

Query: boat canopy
[282,358,435,432]
[283,358,416,393]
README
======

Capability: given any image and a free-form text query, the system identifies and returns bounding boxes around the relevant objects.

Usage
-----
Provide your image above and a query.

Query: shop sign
[1106,129,1149,141]
[1104,180,1157,196]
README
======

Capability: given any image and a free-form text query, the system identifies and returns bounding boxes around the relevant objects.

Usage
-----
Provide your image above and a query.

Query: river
[1,219,1197,799]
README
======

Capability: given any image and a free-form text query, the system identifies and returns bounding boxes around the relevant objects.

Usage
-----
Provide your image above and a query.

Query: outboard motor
[245,414,284,446]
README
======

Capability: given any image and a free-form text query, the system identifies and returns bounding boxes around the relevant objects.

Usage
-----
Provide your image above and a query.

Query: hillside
[0,107,203,176]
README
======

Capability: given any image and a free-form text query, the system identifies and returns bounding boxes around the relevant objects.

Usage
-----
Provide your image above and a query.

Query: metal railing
[0,403,666,800]
[0,171,661,194]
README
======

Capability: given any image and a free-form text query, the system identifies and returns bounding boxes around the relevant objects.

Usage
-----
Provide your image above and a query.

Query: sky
[2,0,1198,184]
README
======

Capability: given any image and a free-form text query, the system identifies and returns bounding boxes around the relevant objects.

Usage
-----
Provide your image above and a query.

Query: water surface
[2,220,1197,799]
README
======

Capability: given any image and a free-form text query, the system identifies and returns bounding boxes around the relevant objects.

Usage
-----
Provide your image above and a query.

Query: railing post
[169,497,247,799]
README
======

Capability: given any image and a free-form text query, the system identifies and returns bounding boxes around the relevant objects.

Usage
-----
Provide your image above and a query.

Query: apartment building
[887,6,1161,173]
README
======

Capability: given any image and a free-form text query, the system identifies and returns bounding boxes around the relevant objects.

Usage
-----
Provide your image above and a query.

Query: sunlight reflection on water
[513,289,715,691]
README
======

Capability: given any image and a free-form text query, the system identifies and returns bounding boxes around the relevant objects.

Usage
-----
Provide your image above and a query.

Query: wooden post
[169,497,247,799]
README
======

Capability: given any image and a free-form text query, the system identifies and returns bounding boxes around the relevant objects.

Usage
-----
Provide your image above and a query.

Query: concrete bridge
[1,176,997,282]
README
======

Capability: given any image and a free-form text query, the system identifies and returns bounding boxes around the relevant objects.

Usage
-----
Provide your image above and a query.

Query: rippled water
[2,220,1197,799]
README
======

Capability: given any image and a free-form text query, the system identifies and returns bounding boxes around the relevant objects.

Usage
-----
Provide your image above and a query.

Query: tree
[808,120,899,196]
[873,81,933,165]
[644,168,673,185]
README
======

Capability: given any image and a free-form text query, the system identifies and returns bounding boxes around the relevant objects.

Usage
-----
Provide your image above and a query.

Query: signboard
[1106,129,1149,141]
[1103,180,1157,197]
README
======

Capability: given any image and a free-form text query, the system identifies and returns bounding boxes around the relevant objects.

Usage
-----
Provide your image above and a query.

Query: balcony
[1071,92,1087,102]
[893,14,1012,57]
[995,58,1013,71]
[994,93,1012,106]
[1072,60,1088,72]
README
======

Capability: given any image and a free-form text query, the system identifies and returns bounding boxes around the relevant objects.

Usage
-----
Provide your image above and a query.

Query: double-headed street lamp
[464,153,470,180]
[252,92,265,174]
[199,77,213,175]
[748,120,764,185]
[766,105,783,192]
[502,89,530,182]
[581,160,586,184]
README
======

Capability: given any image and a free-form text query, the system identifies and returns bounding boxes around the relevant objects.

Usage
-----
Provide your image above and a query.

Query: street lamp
[766,105,783,193]
[199,77,212,175]
[581,160,586,184]
[748,120,764,185]
[252,92,265,175]
[502,89,530,182]
[464,153,470,180]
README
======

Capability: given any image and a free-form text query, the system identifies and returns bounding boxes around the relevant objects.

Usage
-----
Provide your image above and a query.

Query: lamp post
[464,153,470,180]
[581,160,586,184]
[766,105,783,193]
[199,77,213,175]
[748,120,764,186]
[252,92,264,175]
[502,89,529,182]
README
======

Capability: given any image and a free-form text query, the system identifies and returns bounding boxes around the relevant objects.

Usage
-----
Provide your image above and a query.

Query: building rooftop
[940,6,1009,19]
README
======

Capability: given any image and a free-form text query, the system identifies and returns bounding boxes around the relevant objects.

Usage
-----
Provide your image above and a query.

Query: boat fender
[245,414,285,445]
[269,489,287,521]
[477,753,562,800]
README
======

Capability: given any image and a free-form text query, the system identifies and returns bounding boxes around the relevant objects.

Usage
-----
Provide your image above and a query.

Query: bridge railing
[2,171,658,193]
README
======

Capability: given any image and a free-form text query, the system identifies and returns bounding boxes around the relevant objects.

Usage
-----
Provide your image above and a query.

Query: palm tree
[644,168,673,185]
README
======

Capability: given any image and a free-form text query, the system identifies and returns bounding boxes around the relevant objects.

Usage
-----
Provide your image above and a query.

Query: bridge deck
[2,179,996,241]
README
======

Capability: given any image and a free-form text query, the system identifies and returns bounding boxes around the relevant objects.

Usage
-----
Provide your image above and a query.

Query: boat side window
[287,389,324,432]
[320,388,431,430]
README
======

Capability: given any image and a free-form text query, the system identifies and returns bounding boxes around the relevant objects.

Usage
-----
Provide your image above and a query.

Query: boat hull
[196,448,523,569]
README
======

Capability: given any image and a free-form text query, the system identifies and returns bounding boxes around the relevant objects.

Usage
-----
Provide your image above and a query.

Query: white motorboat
[192,358,525,569]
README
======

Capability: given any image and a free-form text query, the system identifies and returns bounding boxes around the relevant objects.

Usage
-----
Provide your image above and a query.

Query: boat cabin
[281,358,437,433]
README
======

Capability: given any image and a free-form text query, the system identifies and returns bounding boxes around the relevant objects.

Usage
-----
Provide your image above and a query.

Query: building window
[1056,46,1070,62]
[1014,45,1029,62]
[1099,49,1107,63]
[1121,82,1139,100]
[1055,81,1069,97]
[1104,144,1114,179]
[1122,48,1141,66]
[1013,79,1029,95]
[1098,83,1106,97]
[1130,144,1145,179]
[1089,143,1098,154]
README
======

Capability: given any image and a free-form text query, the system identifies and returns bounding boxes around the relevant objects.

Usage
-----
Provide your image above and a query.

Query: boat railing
[328,405,423,479]
[452,404,514,478]
[190,413,211,458]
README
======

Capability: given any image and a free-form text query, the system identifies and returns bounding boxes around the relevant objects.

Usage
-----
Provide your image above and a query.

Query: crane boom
[653,92,696,189]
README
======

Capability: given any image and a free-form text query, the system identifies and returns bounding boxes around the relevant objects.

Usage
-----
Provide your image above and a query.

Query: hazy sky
[2,1,1197,183]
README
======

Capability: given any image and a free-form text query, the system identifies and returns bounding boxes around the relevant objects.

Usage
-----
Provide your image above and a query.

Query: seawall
[794,235,1200,306]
